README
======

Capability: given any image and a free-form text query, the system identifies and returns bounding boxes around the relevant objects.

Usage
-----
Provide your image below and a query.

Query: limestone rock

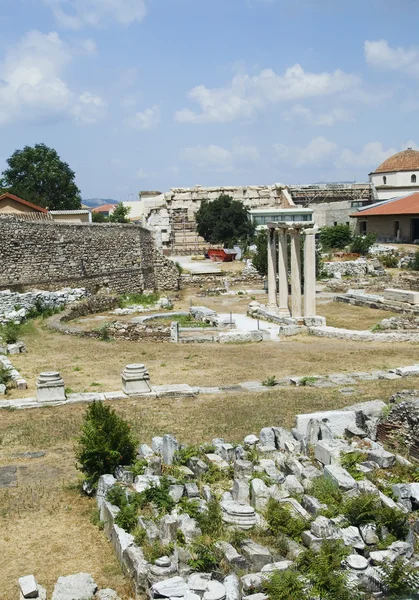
[324,465,357,491]
[52,573,98,600]
[360,523,379,545]
[340,526,365,550]
[221,499,257,529]
[163,434,179,465]
[367,447,396,468]
[151,576,189,598]
[250,479,270,511]
[282,475,304,495]
[203,581,226,600]
[310,516,340,539]
[241,540,272,571]
[215,542,247,571]
[19,575,38,599]
[344,554,368,571]
[223,574,240,600]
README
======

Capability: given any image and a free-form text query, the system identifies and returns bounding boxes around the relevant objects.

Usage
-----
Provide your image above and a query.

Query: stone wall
[0,216,179,294]
[0,288,87,324]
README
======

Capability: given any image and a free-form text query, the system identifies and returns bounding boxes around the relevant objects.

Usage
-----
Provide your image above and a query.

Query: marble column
[290,230,302,318]
[277,229,290,316]
[304,228,317,318]
[267,228,278,309]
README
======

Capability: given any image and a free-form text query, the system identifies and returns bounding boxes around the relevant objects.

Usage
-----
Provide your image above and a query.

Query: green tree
[195,194,255,247]
[252,230,268,276]
[76,401,137,487]
[0,143,81,210]
[108,203,131,223]
[92,211,107,223]
[350,233,376,255]
[319,224,353,251]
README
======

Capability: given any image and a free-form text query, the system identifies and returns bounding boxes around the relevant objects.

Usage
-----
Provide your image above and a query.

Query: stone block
[395,365,419,377]
[340,526,365,550]
[162,434,179,465]
[111,524,134,566]
[234,460,253,480]
[302,495,327,516]
[96,474,116,509]
[282,475,304,495]
[52,573,98,600]
[314,439,351,466]
[232,479,250,504]
[250,479,270,511]
[241,540,272,571]
[367,447,396,468]
[324,465,357,491]
[258,427,276,450]
[221,499,257,529]
[384,288,419,304]
[223,574,240,600]
[310,516,340,539]
[19,575,38,599]
[296,410,357,437]
[36,371,66,403]
[215,542,247,571]
[121,364,151,395]
[151,577,189,599]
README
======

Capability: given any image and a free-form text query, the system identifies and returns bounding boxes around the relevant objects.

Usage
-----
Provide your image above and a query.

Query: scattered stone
[314,439,351,466]
[203,581,226,600]
[221,499,257,529]
[234,460,253,480]
[162,434,179,466]
[0,465,17,488]
[244,435,258,446]
[215,542,247,571]
[324,465,357,491]
[52,573,98,600]
[367,448,396,468]
[340,526,365,551]
[223,574,240,600]
[344,554,369,571]
[241,540,272,571]
[151,576,189,598]
[185,483,200,498]
[310,516,340,539]
[282,475,304,495]
[360,523,379,545]
[19,575,38,598]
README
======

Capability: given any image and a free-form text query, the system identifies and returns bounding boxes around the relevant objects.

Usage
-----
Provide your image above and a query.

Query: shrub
[319,224,353,251]
[262,375,277,387]
[188,538,222,572]
[263,569,306,600]
[350,233,376,255]
[97,324,111,341]
[106,485,128,508]
[197,498,223,537]
[76,400,137,487]
[0,321,20,344]
[381,557,419,598]
[265,498,308,541]
[131,459,148,477]
[136,477,175,514]
[119,292,160,308]
[378,506,409,540]
[174,445,201,466]
[296,540,355,600]
[252,230,268,276]
[310,476,343,516]
[178,497,201,520]
[343,492,379,526]
[228,527,247,550]
[0,365,12,388]
[340,451,367,481]
[409,250,419,271]
[380,252,399,268]
[115,503,138,533]
[143,541,174,562]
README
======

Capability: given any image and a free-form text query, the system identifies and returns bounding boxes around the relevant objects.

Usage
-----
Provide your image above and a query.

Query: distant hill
[83,198,118,208]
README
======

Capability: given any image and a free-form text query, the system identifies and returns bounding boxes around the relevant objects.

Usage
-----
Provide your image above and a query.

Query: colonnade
[266,223,317,320]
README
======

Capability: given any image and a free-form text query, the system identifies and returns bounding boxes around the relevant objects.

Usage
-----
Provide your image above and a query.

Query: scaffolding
[289,183,374,207]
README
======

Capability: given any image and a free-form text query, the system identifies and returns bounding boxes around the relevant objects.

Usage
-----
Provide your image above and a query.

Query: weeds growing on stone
[265,498,308,542]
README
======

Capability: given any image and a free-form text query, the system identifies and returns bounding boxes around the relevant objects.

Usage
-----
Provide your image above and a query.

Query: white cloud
[274,136,337,167]
[175,64,360,124]
[128,105,160,130]
[136,167,154,179]
[283,104,353,126]
[365,39,419,77]
[181,143,259,172]
[44,0,147,29]
[72,91,107,123]
[0,30,106,126]
[335,142,398,169]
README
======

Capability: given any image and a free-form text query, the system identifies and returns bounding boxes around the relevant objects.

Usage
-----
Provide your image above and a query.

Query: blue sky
[1,0,419,199]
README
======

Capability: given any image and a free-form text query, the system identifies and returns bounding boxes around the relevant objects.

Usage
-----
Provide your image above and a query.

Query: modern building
[369,148,419,201]
[351,192,419,242]
[0,192,48,216]
[91,203,118,217]
[249,207,313,229]
[49,210,92,223]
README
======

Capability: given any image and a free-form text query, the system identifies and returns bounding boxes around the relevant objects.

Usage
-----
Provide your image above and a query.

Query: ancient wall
[0,216,179,293]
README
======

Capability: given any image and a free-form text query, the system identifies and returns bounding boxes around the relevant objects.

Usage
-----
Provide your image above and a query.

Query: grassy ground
[7,307,417,400]
[2,376,419,599]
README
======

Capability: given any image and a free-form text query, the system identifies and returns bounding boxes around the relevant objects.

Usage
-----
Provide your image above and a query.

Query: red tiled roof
[372,148,419,174]
[351,193,419,217]
[92,203,118,213]
[0,192,48,213]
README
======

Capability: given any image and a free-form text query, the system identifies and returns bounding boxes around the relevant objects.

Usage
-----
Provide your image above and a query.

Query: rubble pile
[97,400,419,599]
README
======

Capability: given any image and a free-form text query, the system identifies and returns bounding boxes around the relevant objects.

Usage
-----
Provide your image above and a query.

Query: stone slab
[296,410,357,437]
[153,384,196,398]
[0,465,17,488]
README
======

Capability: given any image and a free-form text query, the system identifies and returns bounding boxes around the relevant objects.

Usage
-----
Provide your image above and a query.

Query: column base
[278,308,290,317]
[304,316,326,327]
[266,303,279,312]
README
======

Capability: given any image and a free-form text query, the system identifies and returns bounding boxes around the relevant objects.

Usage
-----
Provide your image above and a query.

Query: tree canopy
[0,143,82,210]
[195,194,255,247]
[108,203,131,223]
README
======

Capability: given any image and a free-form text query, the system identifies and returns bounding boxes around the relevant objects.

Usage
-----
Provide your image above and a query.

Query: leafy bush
[136,477,175,515]
[76,400,137,487]
[378,506,409,540]
[263,569,306,600]
[174,445,201,466]
[115,503,138,532]
[379,252,399,268]
[343,492,379,526]
[142,540,174,562]
[197,498,223,537]
[381,557,419,598]
[0,365,12,388]
[252,230,268,276]
[178,497,201,520]
[228,527,247,550]
[189,538,222,572]
[131,459,148,477]
[296,540,355,600]
[340,451,367,481]
[97,324,111,341]
[310,476,343,516]
[350,233,376,255]
[409,250,419,271]
[265,498,308,541]
[0,321,20,344]
[106,484,128,508]
[319,224,353,251]
[26,299,63,320]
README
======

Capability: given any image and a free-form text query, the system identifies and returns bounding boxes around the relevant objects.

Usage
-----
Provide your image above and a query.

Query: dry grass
[7,314,419,400]
[318,302,400,330]
[2,375,419,598]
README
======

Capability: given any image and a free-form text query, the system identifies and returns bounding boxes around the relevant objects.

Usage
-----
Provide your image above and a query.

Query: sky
[1,0,419,200]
